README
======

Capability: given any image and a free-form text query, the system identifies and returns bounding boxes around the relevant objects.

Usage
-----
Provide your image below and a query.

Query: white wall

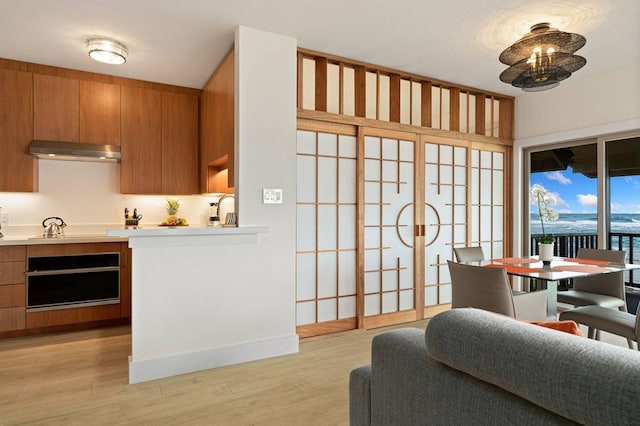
[515,64,640,140]
[234,25,298,337]
[0,160,217,236]
[512,63,640,256]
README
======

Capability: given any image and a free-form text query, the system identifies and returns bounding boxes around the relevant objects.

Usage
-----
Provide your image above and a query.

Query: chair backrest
[573,248,626,299]
[447,260,515,317]
[453,246,485,263]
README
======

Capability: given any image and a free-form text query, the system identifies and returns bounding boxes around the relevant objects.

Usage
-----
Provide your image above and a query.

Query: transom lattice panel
[296,129,357,327]
[298,50,513,140]
[362,135,415,316]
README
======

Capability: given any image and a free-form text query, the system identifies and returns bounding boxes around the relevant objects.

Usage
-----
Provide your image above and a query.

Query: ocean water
[530,213,640,235]
[530,213,640,265]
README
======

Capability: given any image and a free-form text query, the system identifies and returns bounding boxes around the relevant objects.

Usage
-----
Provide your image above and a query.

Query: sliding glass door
[526,135,640,280]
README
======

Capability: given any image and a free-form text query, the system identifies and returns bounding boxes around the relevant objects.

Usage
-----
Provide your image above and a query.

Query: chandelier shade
[499,23,586,92]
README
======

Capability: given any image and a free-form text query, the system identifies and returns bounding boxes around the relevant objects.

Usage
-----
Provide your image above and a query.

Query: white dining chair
[560,304,640,350]
[453,246,485,263]
[447,260,548,321]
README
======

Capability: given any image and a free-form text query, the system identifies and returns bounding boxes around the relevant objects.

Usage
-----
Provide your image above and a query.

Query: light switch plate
[263,188,283,204]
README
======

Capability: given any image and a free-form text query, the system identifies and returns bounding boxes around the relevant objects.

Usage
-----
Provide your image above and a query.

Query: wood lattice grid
[298,49,514,140]
[362,134,415,317]
[295,127,358,332]
[423,140,468,307]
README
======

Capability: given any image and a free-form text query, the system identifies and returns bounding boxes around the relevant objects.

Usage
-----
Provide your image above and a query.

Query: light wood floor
[0,320,428,425]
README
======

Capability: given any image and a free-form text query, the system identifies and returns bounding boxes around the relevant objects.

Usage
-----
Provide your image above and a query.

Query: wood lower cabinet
[0,246,26,332]
[26,304,122,329]
[0,69,36,192]
[0,242,131,335]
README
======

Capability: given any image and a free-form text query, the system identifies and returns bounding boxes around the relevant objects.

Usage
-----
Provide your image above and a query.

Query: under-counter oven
[26,252,120,311]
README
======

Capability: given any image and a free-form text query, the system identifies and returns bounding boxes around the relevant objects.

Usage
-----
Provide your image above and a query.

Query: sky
[530,167,640,214]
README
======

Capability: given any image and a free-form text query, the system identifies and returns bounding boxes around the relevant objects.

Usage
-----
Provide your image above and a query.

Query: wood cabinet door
[80,80,121,145]
[0,69,35,192]
[33,74,79,142]
[162,92,199,194]
[120,86,162,194]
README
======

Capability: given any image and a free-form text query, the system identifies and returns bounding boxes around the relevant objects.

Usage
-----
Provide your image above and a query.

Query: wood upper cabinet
[34,75,121,146]
[0,69,36,192]
[33,74,80,142]
[121,87,199,195]
[200,49,234,193]
[162,92,198,194]
[120,86,163,194]
[80,80,121,145]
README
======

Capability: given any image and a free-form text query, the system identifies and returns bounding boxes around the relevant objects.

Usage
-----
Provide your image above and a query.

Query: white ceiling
[0,0,638,97]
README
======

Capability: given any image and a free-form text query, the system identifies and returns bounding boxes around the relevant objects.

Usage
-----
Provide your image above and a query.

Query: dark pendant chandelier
[499,23,586,92]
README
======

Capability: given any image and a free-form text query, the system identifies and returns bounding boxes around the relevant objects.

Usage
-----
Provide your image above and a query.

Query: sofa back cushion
[426,308,640,425]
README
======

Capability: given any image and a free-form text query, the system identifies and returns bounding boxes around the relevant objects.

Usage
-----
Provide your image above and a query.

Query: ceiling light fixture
[499,23,586,92]
[86,38,128,65]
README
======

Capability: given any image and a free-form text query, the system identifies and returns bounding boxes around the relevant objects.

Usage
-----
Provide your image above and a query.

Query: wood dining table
[475,256,640,318]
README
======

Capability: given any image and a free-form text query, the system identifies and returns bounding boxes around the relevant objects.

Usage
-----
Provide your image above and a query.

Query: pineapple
[165,199,180,215]
[162,199,188,226]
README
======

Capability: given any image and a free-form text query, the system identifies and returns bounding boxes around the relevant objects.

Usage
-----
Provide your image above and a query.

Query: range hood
[29,140,121,163]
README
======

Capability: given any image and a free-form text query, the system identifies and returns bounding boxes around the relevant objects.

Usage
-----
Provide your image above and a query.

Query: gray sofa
[350,308,640,425]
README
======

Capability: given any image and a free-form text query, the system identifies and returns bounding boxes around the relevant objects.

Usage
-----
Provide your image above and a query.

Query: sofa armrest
[349,365,372,426]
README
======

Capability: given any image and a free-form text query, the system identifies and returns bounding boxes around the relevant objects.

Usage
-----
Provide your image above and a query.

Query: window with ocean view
[528,136,640,289]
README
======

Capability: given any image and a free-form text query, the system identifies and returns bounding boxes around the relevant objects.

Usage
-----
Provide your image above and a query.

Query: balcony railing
[531,232,639,286]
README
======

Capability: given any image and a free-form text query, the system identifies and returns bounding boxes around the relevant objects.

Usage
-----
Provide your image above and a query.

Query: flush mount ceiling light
[499,23,586,92]
[86,38,128,65]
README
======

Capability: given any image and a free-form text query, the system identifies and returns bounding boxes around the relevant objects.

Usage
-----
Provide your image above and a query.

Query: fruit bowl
[160,215,188,226]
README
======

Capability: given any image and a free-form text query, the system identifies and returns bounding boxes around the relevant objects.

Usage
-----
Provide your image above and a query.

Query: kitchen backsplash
[0,159,230,237]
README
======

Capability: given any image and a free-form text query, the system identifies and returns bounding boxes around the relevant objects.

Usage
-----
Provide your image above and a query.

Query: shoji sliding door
[296,122,509,336]
[422,139,468,314]
[469,147,506,260]
[360,129,418,328]
[296,123,358,337]
[421,139,507,315]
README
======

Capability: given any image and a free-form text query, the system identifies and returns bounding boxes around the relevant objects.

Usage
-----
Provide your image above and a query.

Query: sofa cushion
[527,320,582,336]
[425,308,640,425]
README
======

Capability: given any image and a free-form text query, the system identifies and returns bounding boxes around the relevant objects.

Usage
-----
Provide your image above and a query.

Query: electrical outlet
[0,212,8,226]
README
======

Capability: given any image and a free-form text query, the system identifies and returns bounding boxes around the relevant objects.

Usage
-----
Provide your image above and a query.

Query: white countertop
[0,226,267,246]
[0,234,129,246]
[106,225,268,238]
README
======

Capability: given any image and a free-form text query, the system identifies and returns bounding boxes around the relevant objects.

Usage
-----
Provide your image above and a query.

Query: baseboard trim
[128,334,299,384]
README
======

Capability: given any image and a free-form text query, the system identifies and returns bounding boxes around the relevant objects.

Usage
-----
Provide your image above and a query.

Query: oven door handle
[26,266,120,276]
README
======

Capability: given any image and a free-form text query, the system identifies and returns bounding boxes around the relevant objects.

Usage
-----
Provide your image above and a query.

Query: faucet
[216,194,236,224]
